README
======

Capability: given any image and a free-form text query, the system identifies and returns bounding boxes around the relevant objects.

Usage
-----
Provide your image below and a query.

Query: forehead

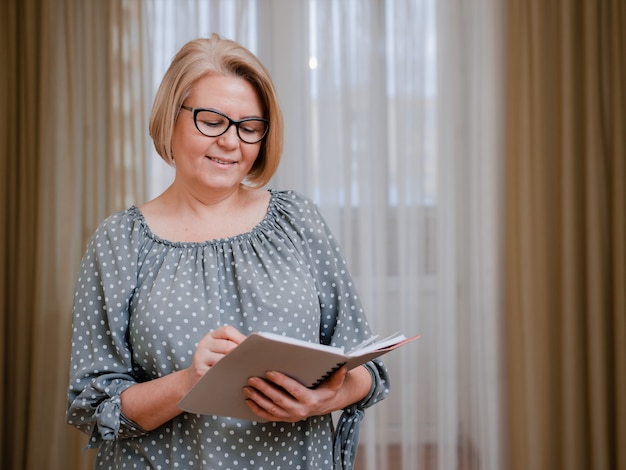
[188,75,263,116]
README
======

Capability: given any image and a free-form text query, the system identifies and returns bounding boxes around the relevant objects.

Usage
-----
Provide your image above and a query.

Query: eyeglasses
[180,105,269,144]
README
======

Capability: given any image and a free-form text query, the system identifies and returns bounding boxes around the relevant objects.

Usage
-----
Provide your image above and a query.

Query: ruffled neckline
[127,189,282,248]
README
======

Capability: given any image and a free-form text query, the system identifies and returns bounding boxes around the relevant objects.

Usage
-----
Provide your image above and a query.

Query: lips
[207,156,236,165]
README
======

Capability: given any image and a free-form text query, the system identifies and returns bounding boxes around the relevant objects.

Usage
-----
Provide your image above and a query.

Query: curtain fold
[1,1,148,468]
[505,1,626,469]
[1,1,42,469]
[436,2,507,469]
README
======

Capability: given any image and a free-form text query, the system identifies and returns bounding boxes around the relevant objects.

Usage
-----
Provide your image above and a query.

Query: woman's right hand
[185,325,247,389]
[121,325,247,431]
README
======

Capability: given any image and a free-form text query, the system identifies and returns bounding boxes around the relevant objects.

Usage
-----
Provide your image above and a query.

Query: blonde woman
[66,34,389,470]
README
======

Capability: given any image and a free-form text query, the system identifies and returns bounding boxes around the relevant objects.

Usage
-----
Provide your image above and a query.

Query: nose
[217,123,240,148]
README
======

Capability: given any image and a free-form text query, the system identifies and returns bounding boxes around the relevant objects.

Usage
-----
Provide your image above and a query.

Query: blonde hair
[149,34,284,187]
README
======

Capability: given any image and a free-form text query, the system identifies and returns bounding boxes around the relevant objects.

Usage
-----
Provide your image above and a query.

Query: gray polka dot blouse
[66,190,390,470]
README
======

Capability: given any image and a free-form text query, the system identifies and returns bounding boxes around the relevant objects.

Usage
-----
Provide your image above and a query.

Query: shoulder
[270,189,337,241]
[271,189,323,220]
[93,207,143,238]
[77,207,146,276]
[86,207,147,253]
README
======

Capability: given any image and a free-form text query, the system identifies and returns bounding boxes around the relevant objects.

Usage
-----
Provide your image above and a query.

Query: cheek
[170,122,187,157]
[171,128,209,158]
[243,145,262,163]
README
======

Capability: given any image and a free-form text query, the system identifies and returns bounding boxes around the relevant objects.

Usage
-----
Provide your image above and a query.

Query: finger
[244,396,277,421]
[243,386,289,420]
[262,371,305,399]
[198,327,246,354]
[192,346,223,370]
[209,338,239,355]
[247,376,294,402]
[213,325,247,344]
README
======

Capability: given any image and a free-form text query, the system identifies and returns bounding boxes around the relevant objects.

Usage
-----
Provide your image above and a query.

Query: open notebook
[178,331,419,421]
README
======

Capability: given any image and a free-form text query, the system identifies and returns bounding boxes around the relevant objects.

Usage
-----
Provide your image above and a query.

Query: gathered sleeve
[65,212,148,448]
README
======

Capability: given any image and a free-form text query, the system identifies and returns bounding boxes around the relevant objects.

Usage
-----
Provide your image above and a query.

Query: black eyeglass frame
[180,105,269,144]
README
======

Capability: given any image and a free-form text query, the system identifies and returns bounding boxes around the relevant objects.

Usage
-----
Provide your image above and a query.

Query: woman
[66,34,389,470]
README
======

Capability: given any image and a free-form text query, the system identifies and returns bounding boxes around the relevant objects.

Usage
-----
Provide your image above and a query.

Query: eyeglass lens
[194,109,267,144]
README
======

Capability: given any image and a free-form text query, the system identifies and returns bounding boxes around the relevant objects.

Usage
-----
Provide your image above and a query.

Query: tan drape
[1,2,43,468]
[1,1,147,469]
[505,1,626,470]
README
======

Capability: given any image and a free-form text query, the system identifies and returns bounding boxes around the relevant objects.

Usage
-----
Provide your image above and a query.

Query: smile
[208,156,236,165]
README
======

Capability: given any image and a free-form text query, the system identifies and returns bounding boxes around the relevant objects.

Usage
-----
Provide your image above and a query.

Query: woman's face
[171,74,264,194]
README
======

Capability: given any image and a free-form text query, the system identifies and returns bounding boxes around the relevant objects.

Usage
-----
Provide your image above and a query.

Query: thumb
[320,366,348,390]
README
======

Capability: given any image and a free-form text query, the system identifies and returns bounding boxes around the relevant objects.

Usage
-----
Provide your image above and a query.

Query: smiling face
[171,74,265,196]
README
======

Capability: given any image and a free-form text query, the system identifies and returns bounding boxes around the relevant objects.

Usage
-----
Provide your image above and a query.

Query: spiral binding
[311,361,347,388]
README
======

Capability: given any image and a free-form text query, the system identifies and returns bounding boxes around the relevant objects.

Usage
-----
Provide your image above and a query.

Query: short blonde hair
[149,34,284,187]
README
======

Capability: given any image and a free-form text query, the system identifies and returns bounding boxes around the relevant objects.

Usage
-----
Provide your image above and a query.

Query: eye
[240,126,258,135]
[198,118,225,129]
[194,110,228,132]
[240,120,266,135]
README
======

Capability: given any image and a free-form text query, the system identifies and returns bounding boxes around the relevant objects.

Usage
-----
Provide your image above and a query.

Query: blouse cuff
[332,362,385,470]
[85,395,148,449]
[333,404,365,470]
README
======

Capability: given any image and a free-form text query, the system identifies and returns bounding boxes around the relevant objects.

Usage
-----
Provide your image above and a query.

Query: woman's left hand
[242,366,353,422]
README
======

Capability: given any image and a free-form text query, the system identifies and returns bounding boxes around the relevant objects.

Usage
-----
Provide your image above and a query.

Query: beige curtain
[0,1,147,468]
[505,1,626,470]
[1,1,42,468]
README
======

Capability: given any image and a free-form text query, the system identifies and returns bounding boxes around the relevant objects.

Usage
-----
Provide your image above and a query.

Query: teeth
[210,157,233,164]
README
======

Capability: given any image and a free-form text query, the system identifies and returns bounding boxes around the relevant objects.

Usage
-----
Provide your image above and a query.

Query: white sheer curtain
[142,1,506,469]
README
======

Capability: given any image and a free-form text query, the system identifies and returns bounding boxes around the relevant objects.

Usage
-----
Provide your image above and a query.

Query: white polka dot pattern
[66,190,390,469]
